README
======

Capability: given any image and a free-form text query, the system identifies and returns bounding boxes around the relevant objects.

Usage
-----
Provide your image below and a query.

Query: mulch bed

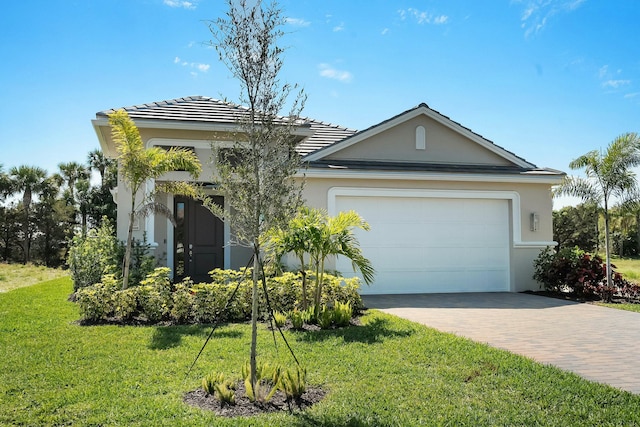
[523,290,637,305]
[183,381,327,417]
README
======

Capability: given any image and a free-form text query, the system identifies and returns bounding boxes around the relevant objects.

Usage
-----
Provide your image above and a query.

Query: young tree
[9,165,47,263]
[555,132,640,287]
[108,109,202,289]
[207,0,306,392]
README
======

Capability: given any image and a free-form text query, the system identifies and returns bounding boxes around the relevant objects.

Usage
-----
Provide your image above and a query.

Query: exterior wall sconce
[530,212,539,232]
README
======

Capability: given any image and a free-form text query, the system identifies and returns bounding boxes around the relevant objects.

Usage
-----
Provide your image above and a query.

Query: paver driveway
[363,292,640,394]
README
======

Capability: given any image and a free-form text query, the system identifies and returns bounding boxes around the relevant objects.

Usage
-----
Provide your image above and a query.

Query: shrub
[533,246,626,301]
[619,280,640,302]
[76,274,119,321]
[170,279,194,323]
[75,268,362,325]
[67,220,118,291]
[113,288,137,320]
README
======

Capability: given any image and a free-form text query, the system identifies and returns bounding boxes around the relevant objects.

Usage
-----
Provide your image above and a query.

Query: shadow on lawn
[290,413,385,427]
[149,324,243,350]
[295,316,414,345]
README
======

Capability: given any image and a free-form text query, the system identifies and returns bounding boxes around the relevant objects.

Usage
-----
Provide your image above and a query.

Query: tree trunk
[636,211,640,255]
[122,199,135,290]
[604,202,613,288]
[298,254,307,310]
[249,242,260,396]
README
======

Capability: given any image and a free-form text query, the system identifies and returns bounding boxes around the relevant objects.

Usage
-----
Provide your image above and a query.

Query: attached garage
[332,188,512,294]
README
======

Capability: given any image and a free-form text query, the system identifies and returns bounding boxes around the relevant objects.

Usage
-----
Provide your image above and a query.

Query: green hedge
[76,267,363,324]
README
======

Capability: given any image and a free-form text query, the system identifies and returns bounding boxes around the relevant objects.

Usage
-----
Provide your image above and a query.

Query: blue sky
[1,1,639,207]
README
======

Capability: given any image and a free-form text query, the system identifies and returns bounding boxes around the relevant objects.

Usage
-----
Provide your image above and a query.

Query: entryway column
[145,179,158,249]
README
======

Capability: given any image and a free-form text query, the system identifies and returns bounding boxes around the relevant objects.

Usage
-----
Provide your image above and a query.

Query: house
[92,96,564,294]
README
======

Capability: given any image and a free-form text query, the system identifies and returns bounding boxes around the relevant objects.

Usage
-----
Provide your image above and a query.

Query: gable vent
[415,126,426,150]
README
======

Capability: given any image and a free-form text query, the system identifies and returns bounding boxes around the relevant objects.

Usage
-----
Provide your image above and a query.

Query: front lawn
[2,278,640,426]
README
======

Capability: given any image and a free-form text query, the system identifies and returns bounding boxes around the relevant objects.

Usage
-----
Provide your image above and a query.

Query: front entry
[174,196,224,283]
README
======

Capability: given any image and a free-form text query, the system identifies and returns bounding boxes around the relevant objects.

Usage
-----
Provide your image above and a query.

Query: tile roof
[96,96,356,155]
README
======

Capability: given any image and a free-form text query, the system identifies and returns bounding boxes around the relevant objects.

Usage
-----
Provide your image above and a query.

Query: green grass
[0,262,68,292]
[597,302,640,313]
[610,256,640,284]
[2,278,640,426]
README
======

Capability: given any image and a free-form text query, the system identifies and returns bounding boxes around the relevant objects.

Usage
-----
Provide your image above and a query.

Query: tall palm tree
[58,161,89,203]
[9,165,48,263]
[87,149,112,187]
[108,109,201,289]
[555,132,640,287]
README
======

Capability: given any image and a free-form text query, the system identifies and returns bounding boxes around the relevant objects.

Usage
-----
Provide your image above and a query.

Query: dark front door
[174,196,224,283]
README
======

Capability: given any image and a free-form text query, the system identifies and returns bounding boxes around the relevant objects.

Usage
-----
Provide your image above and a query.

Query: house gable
[304,104,534,170]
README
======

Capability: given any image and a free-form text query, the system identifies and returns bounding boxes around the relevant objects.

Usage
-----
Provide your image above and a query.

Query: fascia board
[297,168,565,185]
[91,119,117,159]
[92,117,314,137]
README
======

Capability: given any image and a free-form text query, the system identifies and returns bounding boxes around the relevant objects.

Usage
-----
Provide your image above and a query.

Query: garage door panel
[335,195,510,294]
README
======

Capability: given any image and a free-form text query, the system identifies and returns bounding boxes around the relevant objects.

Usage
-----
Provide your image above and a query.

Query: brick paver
[363,292,640,394]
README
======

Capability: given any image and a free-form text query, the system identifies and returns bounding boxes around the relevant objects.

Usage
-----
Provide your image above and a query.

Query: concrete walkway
[363,292,640,394]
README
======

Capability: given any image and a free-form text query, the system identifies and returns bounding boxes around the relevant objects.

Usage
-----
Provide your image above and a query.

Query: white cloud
[398,8,449,25]
[381,28,389,35]
[433,15,449,24]
[603,79,631,89]
[286,17,311,27]
[624,92,640,99]
[598,65,609,79]
[333,22,345,32]
[163,0,196,10]
[318,63,352,83]
[174,57,210,75]
[196,63,210,72]
[516,0,585,37]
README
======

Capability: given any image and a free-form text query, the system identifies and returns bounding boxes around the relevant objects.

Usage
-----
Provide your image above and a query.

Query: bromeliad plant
[242,361,282,404]
[280,365,307,402]
[202,372,236,405]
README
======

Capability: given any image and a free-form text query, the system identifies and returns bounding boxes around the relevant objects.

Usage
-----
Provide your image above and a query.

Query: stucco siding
[325,116,513,166]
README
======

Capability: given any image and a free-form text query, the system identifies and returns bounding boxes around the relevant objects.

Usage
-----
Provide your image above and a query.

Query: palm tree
[58,161,89,203]
[0,165,12,201]
[9,165,47,263]
[268,207,325,310]
[555,132,640,287]
[108,109,201,289]
[310,210,375,315]
[271,208,375,315]
[87,149,112,187]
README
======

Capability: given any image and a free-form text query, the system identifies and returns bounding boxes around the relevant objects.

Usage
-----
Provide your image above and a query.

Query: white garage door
[335,194,510,294]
